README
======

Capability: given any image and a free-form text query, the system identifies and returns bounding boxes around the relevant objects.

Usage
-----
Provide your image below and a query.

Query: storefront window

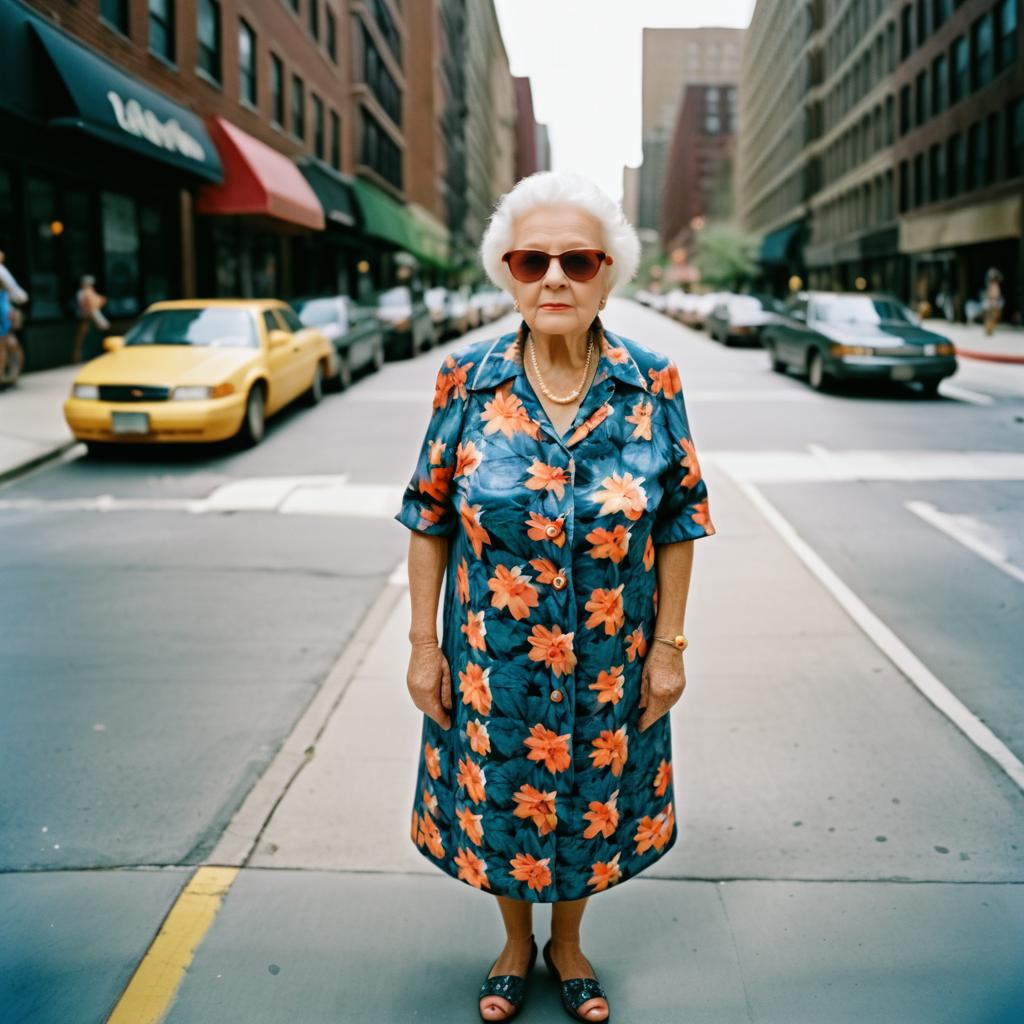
[27,177,61,320]
[140,205,171,306]
[0,168,14,257]
[64,189,97,307]
[102,192,140,318]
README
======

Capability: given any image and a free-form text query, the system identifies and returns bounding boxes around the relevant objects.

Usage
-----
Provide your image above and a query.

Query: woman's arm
[637,538,695,733]
[406,530,453,730]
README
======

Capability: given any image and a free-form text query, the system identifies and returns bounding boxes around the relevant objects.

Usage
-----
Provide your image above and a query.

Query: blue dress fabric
[395,322,715,902]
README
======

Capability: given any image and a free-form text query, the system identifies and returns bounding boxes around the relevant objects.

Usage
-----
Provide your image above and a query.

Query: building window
[997,0,1018,70]
[270,53,284,126]
[898,159,909,212]
[366,0,402,66]
[899,84,912,135]
[968,119,991,190]
[312,94,324,159]
[361,24,402,126]
[239,20,257,106]
[915,0,931,46]
[359,107,402,189]
[948,132,967,196]
[330,110,341,169]
[292,74,305,140]
[971,13,994,91]
[326,7,338,62]
[148,0,174,61]
[913,151,926,206]
[931,53,947,114]
[1008,97,1024,177]
[197,0,222,83]
[101,0,129,33]
[102,192,141,318]
[929,143,945,202]
[915,69,928,126]
[309,0,320,41]
[951,35,968,103]
[933,0,952,31]
[287,0,299,11]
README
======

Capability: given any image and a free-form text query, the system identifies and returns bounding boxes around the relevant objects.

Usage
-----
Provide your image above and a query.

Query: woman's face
[507,205,609,340]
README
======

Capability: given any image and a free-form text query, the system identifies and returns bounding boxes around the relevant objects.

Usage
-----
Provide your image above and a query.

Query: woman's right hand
[406,641,453,730]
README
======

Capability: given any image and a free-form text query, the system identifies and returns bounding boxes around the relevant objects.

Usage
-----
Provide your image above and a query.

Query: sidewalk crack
[715,883,757,1024]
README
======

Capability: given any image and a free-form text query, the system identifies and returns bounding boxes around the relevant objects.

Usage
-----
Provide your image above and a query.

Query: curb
[953,347,1024,365]
[0,439,78,486]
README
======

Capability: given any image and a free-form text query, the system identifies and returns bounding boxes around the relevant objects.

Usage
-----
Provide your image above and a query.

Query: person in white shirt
[0,250,28,385]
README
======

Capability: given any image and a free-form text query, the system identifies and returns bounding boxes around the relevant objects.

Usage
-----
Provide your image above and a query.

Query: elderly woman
[395,171,715,1022]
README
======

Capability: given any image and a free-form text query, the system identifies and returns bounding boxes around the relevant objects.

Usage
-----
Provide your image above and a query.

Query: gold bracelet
[653,633,688,651]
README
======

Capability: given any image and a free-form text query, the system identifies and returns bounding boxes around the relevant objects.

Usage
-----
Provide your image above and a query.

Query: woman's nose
[543,258,568,287]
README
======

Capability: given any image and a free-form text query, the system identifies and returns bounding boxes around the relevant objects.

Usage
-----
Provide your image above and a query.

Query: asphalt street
[2,299,1023,1023]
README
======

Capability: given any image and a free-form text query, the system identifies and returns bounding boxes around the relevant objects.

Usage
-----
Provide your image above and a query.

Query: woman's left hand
[636,644,687,732]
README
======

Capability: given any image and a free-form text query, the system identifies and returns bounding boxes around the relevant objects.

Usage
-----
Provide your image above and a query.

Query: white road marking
[905,500,1024,585]
[279,482,404,517]
[939,382,994,405]
[203,475,349,512]
[726,475,1024,793]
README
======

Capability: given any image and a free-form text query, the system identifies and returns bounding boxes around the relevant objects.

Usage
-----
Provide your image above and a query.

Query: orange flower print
[583,789,620,839]
[458,662,492,715]
[456,558,470,604]
[528,557,561,584]
[487,563,540,621]
[422,786,439,817]
[590,726,629,777]
[525,512,566,548]
[565,402,612,447]
[509,852,552,893]
[589,664,625,705]
[513,783,558,835]
[643,534,655,571]
[432,354,474,409]
[428,439,446,465]
[585,585,625,635]
[525,459,569,500]
[527,624,577,677]
[424,742,441,780]
[460,499,492,557]
[653,759,672,798]
[691,499,716,534]
[586,525,630,563]
[418,464,454,503]
[648,362,682,399]
[625,627,648,663]
[606,344,629,364]
[593,472,648,521]
[455,440,483,478]
[454,846,490,889]
[678,437,702,489]
[481,384,534,439]
[523,723,571,774]
[456,755,487,804]
[466,718,491,756]
[625,399,654,441]
[634,802,675,854]
[501,336,520,361]
[457,805,485,846]
[461,609,487,651]
[411,808,420,845]
[587,851,623,893]
[418,808,445,858]
[419,502,448,531]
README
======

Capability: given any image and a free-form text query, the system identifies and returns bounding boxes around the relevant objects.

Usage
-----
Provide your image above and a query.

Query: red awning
[195,117,324,231]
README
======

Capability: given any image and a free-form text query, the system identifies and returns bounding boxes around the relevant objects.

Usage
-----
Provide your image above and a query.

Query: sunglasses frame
[501,248,614,283]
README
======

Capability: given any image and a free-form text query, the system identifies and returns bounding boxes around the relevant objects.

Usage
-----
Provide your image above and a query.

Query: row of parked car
[635,287,959,396]
[62,285,515,454]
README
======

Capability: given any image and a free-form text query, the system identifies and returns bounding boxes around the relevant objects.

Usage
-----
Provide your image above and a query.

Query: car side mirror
[103,335,125,352]
[268,329,291,348]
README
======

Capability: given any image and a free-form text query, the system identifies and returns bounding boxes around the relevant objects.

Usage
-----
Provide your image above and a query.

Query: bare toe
[479,996,515,1020]
[577,997,608,1020]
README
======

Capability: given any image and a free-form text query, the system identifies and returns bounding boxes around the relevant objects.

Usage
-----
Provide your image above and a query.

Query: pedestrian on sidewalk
[982,268,1004,336]
[72,275,108,365]
[396,170,716,1023]
[0,249,28,386]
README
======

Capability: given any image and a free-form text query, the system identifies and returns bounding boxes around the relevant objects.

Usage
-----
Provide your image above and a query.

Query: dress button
[544,523,562,539]
[550,689,563,702]
[552,574,567,590]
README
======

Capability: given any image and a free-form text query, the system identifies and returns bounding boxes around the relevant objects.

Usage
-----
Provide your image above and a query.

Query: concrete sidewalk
[139,461,1023,1021]
[0,364,78,482]
[922,318,1024,363]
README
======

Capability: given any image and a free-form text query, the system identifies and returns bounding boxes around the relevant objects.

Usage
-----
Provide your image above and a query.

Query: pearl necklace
[526,331,596,404]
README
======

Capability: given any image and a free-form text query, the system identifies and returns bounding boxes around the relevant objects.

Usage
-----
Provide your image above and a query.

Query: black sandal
[478,934,538,1022]
[542,937,611,1022]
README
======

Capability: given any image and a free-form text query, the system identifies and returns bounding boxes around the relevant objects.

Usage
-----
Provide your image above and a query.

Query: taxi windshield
[125,308,259,348]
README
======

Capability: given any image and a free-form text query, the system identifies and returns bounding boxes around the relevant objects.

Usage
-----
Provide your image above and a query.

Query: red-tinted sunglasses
[501,248,613,283]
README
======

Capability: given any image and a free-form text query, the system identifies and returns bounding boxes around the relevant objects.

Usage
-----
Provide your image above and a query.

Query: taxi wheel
[807,350,832,392]
[336,352,353,390]
[303,361,325,406]
[236,384,266,448]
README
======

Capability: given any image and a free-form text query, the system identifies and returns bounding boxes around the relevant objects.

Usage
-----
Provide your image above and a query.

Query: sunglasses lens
[507,251,550,281]
[561,251,601,281]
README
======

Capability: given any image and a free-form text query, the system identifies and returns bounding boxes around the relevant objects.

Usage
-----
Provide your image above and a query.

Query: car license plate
[890,366,915,381]
[111,411,150,434]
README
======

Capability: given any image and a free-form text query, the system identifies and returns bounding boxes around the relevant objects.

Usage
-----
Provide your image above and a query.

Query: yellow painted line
[107,866,239,1024]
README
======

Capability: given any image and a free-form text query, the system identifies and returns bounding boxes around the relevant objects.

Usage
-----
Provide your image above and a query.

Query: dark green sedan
[762,291,958,396]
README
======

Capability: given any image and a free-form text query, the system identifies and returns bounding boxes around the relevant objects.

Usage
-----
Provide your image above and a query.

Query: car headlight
[73,383,99,399]
[170,384,234,401]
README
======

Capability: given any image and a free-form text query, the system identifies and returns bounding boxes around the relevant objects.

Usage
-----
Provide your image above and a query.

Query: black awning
[23,14,222,182]
[298,161,358,228]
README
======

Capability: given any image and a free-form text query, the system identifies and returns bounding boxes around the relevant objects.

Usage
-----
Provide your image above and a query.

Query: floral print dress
[395,322,715,902]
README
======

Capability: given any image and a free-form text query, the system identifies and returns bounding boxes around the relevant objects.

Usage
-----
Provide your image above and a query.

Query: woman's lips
[540,304,572,309]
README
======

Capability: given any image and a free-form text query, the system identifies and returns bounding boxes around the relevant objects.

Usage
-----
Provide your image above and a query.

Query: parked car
[761,291,958,395]
[471,288,512,323]
[376,285,435,360]
[664,288,695,321]
[424,287,451,337]
[63,299,336,453]
[681,291,729,329]
[292,294,385,387]
[707,294,780,345]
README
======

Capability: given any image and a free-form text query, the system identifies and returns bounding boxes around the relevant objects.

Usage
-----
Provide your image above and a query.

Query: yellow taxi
[64,299,337,451]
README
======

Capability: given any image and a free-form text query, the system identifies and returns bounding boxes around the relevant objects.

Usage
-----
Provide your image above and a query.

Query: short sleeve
[651,361,716,545]
[394,353,471,537]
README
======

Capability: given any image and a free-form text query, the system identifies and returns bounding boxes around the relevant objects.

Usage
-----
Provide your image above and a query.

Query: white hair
[479,171,641,295]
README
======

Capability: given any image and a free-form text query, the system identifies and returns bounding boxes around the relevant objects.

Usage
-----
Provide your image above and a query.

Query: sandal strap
[561,976,607,1011]
[479,973,528,1004]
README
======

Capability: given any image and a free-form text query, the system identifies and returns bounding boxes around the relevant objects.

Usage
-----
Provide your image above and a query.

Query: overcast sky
[493,0,756,205]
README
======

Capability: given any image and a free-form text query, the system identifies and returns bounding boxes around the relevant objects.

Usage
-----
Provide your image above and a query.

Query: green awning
[759,220,803,266]
[298,161,357,228]
[25,13,222,182]
[350,177,418,251]
[408,205,451,268]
